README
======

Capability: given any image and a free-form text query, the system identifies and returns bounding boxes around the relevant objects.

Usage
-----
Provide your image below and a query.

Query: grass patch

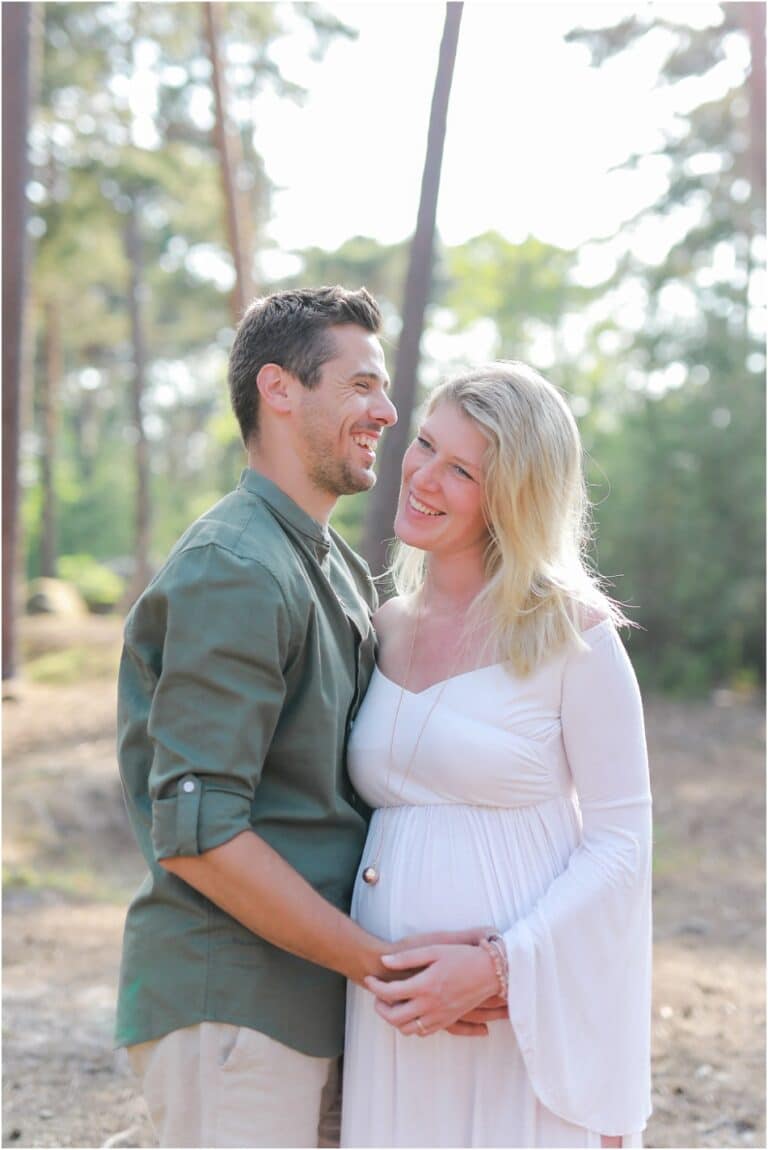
[3,861,130,904]
[24,644,120,685]
[652,823,703,879]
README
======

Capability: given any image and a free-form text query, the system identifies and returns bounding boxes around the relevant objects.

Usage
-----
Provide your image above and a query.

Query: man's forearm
[160,830,388,984]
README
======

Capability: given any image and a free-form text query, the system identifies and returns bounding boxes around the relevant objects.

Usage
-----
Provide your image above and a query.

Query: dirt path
[2,669,764,1148]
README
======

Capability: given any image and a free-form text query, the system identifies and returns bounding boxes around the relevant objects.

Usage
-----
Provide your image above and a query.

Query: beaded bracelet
[479,933,509,1000]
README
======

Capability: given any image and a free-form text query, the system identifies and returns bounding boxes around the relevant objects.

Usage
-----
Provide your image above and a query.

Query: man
[117,286,399,1147]
[116,286,498,1149]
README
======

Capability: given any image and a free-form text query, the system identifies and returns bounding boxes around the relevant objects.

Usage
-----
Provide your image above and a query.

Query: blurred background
[2,2,765,1147]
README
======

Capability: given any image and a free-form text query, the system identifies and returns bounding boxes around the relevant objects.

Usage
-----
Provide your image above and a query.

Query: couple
[116,286,652,1149]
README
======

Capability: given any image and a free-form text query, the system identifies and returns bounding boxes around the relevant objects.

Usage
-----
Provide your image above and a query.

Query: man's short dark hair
[228,285,383,444]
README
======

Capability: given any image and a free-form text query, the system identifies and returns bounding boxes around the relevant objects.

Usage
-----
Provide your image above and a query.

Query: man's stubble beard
[308,454,375,498]
[298,402,376,499]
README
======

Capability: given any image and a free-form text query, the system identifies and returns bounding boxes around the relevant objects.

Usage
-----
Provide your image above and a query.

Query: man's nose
[371,390,397,427]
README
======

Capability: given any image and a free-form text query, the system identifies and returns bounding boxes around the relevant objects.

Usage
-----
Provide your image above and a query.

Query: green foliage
[21,2,764,696]
[592,347,765,693]
[445,231,592,354]
[57,554,126,613]
[295,236,410,310]
[570,4,765,692]
[331,492,369,551]
[23,0,352,580]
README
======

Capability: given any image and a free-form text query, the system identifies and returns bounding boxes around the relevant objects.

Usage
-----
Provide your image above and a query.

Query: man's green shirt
[116,469,377,1057]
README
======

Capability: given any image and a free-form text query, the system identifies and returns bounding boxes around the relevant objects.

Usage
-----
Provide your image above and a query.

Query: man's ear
[256,363,293,415]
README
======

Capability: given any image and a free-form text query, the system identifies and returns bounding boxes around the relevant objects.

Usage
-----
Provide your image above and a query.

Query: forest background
[4,0,765,694]
[2,2,766,1147]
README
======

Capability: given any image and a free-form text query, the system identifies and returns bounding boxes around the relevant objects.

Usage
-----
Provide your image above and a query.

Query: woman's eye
[416,436,433,450]
[454,465,472,479]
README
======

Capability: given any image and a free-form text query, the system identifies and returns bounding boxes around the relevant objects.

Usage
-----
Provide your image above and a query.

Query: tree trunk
[361,2,463,577]
[39,299,62,578]
[203,0,254,323]
[745,2,766,204]
[2,2,32,685]
[72,385,98,484]
[125,199,152,599]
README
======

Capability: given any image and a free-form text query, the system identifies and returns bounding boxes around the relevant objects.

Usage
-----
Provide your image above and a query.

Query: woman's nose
[413,460,440,489]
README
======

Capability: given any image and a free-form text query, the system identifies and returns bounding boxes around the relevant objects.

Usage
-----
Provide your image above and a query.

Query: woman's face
[394,400,490,558]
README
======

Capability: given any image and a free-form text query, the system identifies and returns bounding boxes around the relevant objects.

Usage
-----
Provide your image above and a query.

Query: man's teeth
[409,494,442,516]
[352,434,378,451]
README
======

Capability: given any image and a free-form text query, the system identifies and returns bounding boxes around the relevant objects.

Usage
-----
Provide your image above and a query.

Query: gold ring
[416,1018,426,1036]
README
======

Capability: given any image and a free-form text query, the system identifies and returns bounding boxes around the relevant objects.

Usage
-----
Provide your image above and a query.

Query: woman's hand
[385,928,508,1036]
[364,943,500,1037]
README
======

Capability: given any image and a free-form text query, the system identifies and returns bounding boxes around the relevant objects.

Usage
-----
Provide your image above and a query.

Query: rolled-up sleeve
[144,544,291,861]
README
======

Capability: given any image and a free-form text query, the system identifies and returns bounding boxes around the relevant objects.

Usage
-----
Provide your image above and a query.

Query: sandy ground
[2,620,765,1148]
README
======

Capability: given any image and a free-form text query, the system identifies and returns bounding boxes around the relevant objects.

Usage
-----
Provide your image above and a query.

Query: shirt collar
[238,469,332,561]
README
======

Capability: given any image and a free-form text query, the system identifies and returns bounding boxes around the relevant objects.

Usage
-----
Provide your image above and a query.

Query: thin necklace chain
[361,591,463,886]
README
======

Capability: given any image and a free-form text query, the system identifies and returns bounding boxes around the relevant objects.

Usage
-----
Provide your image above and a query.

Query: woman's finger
[374,997,427,1028]
[400,1020,428,1037]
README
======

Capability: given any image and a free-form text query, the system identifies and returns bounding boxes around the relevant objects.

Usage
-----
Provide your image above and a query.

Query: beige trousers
[127,1022,341,1148]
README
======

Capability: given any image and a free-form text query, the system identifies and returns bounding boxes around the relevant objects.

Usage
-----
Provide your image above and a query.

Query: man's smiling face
[296,324,397,498]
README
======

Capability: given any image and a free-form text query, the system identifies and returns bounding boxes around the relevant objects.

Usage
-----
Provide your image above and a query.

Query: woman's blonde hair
[390,361,630,675]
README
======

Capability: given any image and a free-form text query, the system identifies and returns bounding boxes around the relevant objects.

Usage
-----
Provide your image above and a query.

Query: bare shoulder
[373,593,414,636]
[374,594,418,678]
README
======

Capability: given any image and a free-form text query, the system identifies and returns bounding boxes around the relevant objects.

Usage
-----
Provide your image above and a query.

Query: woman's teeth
[409,494,443,516]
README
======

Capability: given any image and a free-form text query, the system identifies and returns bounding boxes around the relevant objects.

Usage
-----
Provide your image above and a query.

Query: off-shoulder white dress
[341,621,652,1148]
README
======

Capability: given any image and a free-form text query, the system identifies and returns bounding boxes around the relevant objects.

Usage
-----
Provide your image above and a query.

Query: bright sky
[249,0,736,269]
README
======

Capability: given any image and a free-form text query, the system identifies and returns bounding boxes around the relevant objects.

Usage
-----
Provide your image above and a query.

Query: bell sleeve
[502,622,652,1137]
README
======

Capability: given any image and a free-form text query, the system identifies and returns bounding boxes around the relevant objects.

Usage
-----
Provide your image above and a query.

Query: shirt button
[182,780,195,793]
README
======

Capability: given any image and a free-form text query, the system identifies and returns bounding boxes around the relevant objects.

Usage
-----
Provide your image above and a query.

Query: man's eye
[355,381,370,391]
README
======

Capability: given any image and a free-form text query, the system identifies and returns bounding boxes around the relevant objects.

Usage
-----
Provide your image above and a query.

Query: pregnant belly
[351,799,579,944]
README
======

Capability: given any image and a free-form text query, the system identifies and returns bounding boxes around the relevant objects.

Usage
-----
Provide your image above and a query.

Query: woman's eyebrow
[419,429,481,471]
[451,454,481,471]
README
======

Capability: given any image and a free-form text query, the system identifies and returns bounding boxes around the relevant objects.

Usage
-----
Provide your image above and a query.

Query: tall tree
[362,2,464,575]
[22,0,357,578]
[570,4,765,690]
[203,0,255,321]
[124,196,152,596]
[740,2,766,202]
[39,298,62,577]
[2,2,32,685]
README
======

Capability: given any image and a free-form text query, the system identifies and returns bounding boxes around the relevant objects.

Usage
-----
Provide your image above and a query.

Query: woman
[341,363,652,1148]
